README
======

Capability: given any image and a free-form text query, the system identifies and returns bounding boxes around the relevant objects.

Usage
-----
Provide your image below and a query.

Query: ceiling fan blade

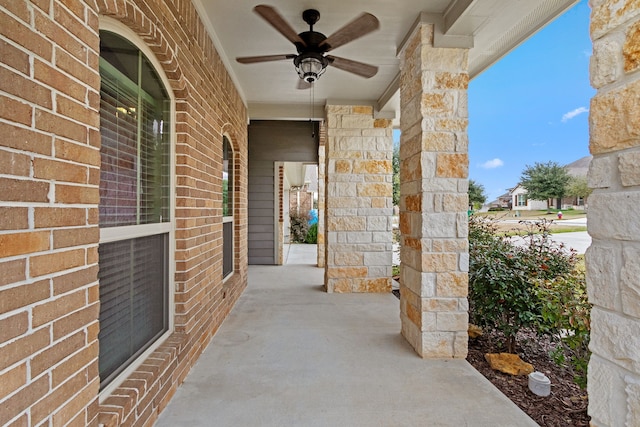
[326,55,378,78]
[320,13,379,51]
[254,5,306,47]
[236,54,296,64]
[297,79,312,90]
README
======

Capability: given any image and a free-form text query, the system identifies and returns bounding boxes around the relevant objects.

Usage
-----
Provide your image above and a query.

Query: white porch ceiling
[193,0,578,122]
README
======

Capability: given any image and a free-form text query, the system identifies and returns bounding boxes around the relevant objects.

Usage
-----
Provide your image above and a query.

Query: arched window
[97,28,173,390]
[223,136,234,278]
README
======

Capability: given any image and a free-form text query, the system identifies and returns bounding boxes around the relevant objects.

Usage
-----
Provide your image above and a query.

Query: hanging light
[294,52,328,83]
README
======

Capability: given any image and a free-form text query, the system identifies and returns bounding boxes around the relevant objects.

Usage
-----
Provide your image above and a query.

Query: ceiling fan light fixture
[294,52,328,83]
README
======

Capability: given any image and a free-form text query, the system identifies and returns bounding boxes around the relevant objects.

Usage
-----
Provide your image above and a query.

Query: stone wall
[324,105,393,292]
[397,23,469,358]
[587,1,640,425]
[0,0,248,425]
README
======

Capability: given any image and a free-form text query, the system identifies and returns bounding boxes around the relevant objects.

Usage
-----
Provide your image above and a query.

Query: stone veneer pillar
[317,121,326,268]
[324,105,393,292]
[587,2,640,425]
[397,23,469,357]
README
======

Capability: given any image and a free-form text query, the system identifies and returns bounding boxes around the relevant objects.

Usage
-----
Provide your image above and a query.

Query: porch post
[317,121,326,268]
[324,105,394,292]
[587,3,640,425]
[397,23,470,357]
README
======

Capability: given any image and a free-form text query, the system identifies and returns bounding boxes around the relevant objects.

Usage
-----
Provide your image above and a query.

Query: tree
[566,176,592,204]
[392,142,400,206]
[520,161,571,211]
[468,179,487,210]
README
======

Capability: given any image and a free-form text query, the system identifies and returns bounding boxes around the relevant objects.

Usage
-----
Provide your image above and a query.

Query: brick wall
[0,0,248,426]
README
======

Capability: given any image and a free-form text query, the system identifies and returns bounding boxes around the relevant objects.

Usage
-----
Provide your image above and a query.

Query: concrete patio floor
[155,244,537,426]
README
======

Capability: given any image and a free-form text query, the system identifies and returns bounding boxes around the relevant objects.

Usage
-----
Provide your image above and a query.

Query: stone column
[587,3,640,425]
[397,24,469,358]
[324,105,393,293]
[317,121,326,268]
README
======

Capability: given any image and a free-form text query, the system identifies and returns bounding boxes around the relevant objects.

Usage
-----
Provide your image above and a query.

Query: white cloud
[562,107,589,123]
[480,158,504,169]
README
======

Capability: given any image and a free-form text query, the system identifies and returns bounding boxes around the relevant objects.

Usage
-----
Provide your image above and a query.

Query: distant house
[510,155,592,211]
[487,191,512,210]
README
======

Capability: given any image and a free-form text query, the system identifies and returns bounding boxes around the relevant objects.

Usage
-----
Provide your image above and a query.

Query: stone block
[421,92,454,116]
[327,217,366,232]
[401,266,436,297]
[421,311,438,332]
[424,297,459,312]
[345,232,373,244]
[421,132,456,152]
[626,20,640,73]
[436,312,468,332]
[333,252,363,266]
[627,375,640,426]
[459,252,469,272]
[341,115,373,129]
[357,182,391,197]
[420,178,459,193]
[436,272,468,297]
[453,332,468,358]
[363,278,392,292]
[331,182,357,197]
[443,193,468,212]
[585,244,622,311]
[420,212,457,238]
[591,0,640,41]
[588,192,640,240]
[367,216,389,232]
[590,79,640,154]
[590,307,640,373]
[588,355,628,427]
[435,118,468,132]
[326,267,368,279]
[334,159,352,174]
[353,159,392,174]
[588,154,616,189]
[368,266,391,278]
[363,251,392,266]
[352,105,373,115]
[619,151,640,186]
[420,331,455,358]
[621,246,640,317]
[591,35,622,89]
[435,72,469,90]
[436,153,468,178]
[421,253,457,272]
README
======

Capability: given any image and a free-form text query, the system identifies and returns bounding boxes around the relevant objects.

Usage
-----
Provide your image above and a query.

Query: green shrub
[305,223,318,244]
[535,270,591,389]
[290,213,309,243]
[468,215,576,353]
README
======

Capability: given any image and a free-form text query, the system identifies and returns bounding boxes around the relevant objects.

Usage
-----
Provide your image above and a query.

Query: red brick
[51,340,98,388]
[30,248,86,277]
[53,302,99,340]
[0,177,50,203]
[53,1,99,48]
[2,0,30,23]
[31,0,51,14]
[56,94,99,127]
[0,94,32,127]
[31,368,89,424]
[35,108,88,143]
[30,330,86,377]
[0,363,27,400]
[32,288,87,327]
[0,149,30,176]
[34,157,88,183]
[0,375,50,427]
[57,0,87,22]
[34,207,87,228]
[33,9,84,62]
[55,184,100,204]
[0,258,26,286]
[0,39,30,75]
[0,231,50,258]
[0,59,52,109]
[53,227,99,249]
[0,10,53,61]
[0,327,50,371]
[0,121,53,155]
[55,139,100,166]
[51,380,100,427]
[0,311,29,344]
[52,265,98,295]
[0,279,49,314]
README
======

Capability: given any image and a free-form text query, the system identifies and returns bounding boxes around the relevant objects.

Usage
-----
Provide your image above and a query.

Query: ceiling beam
[443,0,478,34]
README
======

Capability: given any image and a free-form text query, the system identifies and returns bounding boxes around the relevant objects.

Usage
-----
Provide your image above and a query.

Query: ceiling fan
[236,5,379,84]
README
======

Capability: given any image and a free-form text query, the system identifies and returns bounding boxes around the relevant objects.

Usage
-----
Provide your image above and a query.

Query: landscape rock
[485,353,534,376]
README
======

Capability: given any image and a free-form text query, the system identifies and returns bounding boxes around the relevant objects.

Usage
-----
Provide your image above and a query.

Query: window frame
[222,135,234,280]
[98,17,176,401]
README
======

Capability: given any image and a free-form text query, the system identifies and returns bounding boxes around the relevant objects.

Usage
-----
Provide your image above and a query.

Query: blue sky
[468,0,594,201]
[393,0,594,202]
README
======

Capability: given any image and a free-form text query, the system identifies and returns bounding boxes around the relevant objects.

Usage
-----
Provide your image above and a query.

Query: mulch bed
[466,329,590,426]
[391,287,590,426]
